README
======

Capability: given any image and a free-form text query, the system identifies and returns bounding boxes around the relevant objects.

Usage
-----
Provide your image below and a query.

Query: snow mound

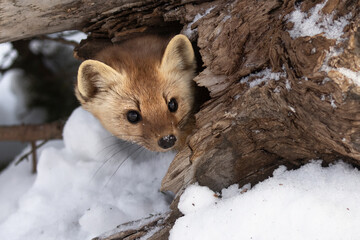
[170,161,360,240]
[0,107,174,240]
[287,0,351,41]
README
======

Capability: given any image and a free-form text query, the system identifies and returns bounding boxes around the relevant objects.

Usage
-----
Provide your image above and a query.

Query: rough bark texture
[2,0,360,239]
[0,121,64,142]
[0,0,146,43]
[163,0,360,194]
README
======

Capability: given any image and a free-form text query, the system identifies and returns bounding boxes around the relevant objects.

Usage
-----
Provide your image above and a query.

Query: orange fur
[75,35,196,152]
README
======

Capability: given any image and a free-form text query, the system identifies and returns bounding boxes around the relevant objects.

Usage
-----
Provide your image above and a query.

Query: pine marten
[75,34,197,152]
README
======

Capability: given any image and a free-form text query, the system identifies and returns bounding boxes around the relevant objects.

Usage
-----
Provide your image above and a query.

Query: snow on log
[162,0,360,194]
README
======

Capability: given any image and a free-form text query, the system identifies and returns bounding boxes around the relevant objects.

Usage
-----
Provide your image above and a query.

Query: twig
[31,141,37,174]
[15,140,48,168]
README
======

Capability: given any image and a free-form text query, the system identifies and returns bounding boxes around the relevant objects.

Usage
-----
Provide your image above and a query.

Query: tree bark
[0,0,140,43]
[162,0,360,194]
[0,121,64,142]
[2,0,360,239]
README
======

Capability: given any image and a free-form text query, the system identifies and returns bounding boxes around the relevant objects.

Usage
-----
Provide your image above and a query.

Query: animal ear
[160,34,196,73]
[76,60,122,102]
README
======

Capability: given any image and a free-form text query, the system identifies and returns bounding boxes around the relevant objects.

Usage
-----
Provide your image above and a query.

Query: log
[161,0,360,194]
[0,0,134,43]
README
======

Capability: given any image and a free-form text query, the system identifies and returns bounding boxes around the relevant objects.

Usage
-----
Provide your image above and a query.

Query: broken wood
[0,121,64,142]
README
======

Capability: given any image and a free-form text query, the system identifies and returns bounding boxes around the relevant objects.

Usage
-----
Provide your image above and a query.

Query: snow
[170,161,360,240]
[0,107,174,240]
[183,6,215,38]
[240,68,286,88]
[0,42,17,69]
[337,68,360,86]
[287,0,351,41]
[285,79,291,90]
[320,47,360,87]
[287,0,359,87]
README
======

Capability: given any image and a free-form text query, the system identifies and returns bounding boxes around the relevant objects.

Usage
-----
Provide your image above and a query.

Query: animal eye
[127,110,141,124]
[168,98,178,112]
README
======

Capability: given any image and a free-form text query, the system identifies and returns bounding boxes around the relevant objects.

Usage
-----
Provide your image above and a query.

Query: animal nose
[158,135,177,149]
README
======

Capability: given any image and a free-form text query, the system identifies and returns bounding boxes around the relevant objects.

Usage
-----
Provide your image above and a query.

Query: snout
[158,134,177,149]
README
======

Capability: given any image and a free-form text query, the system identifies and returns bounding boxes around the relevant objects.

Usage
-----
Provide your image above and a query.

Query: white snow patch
[0,43,17,70]
[338,68,360,86]
[287,0,351,41]
[240,68,286,88]
[330,95,337,108]
[222,15,231,22]
[48,31,88,43]
[285,79,292,90]
[273,86,281,93]
[320,47,360,87]
[183,6,215,38]
[0,107,174,240]
[178,184,218,215]
[170,161,360,240]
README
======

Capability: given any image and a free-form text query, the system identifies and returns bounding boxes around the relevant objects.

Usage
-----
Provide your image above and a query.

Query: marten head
[75,34,196,152]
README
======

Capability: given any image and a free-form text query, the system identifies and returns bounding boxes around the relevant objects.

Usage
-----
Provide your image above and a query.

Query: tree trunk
[2,0,360,239]
[0,0,143,43]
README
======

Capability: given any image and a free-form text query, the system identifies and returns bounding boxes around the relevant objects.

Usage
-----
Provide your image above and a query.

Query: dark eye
[127,110,141,124]
[168,98,178,112]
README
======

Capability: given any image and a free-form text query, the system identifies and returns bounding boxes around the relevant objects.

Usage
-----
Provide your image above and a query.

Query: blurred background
[0,31,87,170]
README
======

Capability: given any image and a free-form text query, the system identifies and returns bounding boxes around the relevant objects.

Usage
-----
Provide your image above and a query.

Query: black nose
[158,135,177,149]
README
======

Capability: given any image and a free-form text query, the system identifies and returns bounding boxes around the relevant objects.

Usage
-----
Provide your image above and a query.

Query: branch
[15,140,48,167]
[0,120,65,142]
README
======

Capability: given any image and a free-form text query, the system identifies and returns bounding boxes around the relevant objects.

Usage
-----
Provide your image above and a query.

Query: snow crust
[337,67,360,86]
[240,68,286,88]
[183,6,215,38]
[0,108,174,240]
[170,161,360,240]
[287,0,351,40]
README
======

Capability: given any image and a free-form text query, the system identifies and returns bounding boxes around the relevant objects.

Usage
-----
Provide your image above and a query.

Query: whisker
[103,145,143,187]
[96,140,122,156]
[132,147,145,162]
[91,142,137,180]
